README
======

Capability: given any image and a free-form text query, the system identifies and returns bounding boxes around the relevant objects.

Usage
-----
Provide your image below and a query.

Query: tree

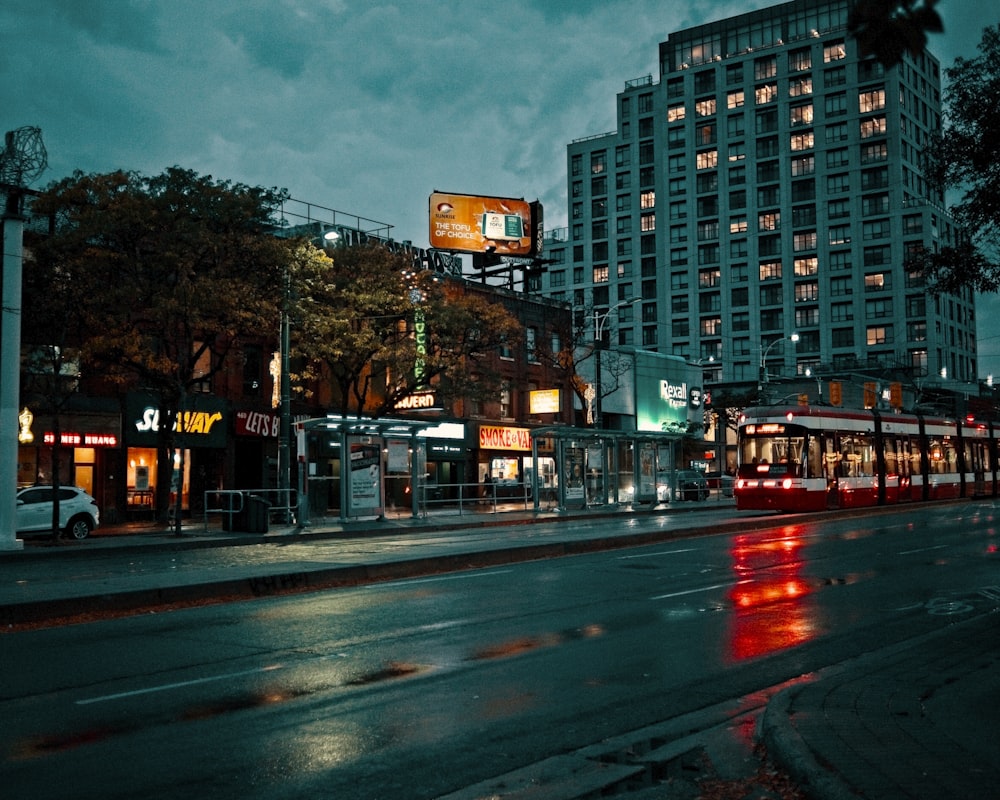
[848,0,944,68]
[292,243,523,418]
[27,168,293,532]
[915,25,1000,293]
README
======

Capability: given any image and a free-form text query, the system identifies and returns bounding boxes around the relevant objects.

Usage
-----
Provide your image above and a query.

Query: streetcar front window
[739,432,806,475]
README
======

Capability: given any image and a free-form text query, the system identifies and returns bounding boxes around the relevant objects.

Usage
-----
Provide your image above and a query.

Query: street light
[759,332,800,391]
[592,297,639,428]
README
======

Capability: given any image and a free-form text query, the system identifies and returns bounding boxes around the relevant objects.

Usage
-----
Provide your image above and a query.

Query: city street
[2,502,999,799]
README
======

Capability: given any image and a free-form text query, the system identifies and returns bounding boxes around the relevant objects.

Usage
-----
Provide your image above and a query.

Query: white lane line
[76,664,284,706]
[898,544,949,555]
[371,569,513,589]
[617,548,697,560]
[650,580,749,601]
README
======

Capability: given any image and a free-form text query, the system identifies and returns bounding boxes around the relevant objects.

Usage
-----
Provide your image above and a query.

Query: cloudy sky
[3,0,994,371]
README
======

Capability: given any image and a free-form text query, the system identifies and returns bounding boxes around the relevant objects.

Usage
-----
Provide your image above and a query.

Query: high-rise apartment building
[542,0,976,392]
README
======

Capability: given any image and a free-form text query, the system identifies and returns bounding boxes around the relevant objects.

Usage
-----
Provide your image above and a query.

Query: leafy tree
[27,168,292,531]
[848,0,944,68]
[915,25,1000,294]
[292,243,523,418]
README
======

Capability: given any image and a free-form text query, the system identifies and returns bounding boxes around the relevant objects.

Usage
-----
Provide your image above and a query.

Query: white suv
[16,486,101,540]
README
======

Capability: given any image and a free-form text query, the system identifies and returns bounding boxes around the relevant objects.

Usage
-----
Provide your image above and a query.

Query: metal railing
[203,488,298,530]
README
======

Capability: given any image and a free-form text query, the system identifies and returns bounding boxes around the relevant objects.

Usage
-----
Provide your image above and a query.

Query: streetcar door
[821,433,840,508]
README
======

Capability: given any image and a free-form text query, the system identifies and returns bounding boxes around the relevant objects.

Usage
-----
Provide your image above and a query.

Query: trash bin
[244,494,270,533]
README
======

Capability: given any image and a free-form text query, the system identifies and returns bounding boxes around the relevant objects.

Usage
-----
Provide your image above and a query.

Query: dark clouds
[3,0,996,371]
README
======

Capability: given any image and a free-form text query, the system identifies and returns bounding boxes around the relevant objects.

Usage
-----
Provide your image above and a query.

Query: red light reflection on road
[726,529,817,662]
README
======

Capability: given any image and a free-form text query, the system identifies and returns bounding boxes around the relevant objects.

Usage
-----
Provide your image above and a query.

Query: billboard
[633,350,700,433]
[429,191,541,257]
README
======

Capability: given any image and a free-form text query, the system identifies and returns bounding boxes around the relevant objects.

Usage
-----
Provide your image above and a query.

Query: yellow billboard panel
[429,192,536,256]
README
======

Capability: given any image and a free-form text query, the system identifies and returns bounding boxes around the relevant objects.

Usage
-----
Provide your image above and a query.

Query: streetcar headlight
[781,478,793,489]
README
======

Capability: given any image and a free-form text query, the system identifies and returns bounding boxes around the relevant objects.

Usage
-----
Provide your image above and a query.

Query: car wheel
[65,516,92,540]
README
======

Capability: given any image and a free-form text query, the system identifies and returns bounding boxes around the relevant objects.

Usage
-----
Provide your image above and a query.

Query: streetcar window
[838,433,874,477]
[908,437,922,475]
[928,437,957,474]
[740,433,805,473]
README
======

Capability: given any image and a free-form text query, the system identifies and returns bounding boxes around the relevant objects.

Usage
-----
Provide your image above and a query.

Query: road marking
[898,544,949,555]
[650,580,748,601]
[76,664,284,706]
[617,548,697,560]
[372,569,513,589]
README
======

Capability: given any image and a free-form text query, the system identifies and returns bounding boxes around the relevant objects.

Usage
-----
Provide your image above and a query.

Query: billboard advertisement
[633,351,700,433]
[429,191,541,257]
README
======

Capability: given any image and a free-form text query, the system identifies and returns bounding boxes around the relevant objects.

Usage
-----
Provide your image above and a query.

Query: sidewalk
[2,499,998,800]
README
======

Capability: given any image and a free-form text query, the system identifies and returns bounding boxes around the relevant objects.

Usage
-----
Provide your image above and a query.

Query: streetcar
[734,405,996,512]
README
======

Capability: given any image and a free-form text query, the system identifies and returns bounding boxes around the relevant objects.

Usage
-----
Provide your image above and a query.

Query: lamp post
[759,333,799,398]
[277,263,292,524]
[592,297,639,428]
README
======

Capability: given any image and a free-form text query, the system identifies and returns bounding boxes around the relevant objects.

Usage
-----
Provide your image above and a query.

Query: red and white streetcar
[735,405,996,512]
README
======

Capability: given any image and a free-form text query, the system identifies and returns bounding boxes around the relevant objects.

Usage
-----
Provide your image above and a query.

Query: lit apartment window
[700,317,723,336]
[755,83,778,104]
[758,211,780,231]
[695,98,717,117]
[593,265,609,283]
[790,132,815,151]
[866,325,893,345]
[859,88,886,113]
[728,142,746,162]
[865,273,891,292]
[860,116,887,138]
[794,257,818,276]
[696,150,718,170]
[640,212,656,232]
[591,153,607,174]
[759,260,782,280]
[795,282,820,303]
[789,77,813,98]
[698,267,722,290]
[790,103,814,126]
[667,104,686,122]
[727,90,744,108]
[640,190,655,209]
[823,41,846,62]
[730,215,748,234]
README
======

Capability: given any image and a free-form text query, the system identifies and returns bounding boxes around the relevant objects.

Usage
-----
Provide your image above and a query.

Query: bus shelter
[529,426,687,512]
[294,415,434,523]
